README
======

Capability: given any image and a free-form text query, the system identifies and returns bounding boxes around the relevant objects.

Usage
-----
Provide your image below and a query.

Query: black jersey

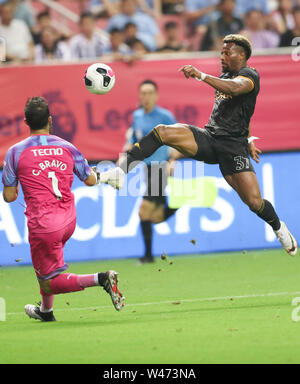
[205,67,260,139]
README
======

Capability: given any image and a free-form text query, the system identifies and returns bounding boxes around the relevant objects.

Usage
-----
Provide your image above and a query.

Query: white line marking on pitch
[7,291,300,316]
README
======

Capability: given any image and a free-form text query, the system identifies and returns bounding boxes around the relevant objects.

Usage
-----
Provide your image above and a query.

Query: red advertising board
[0,54,299,164]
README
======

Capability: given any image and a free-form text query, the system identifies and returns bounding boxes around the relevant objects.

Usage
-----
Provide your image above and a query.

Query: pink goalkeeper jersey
[2,134,91,234]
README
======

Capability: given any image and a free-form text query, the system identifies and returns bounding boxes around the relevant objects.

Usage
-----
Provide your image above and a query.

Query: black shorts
[189,125,255,177]
[143,164,167,205]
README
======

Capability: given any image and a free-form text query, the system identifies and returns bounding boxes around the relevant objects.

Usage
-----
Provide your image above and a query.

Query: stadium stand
[0,0,300,65]
[0,0,299,63]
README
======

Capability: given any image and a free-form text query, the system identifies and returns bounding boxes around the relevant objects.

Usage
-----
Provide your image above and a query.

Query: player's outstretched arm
[179,65,254,96]
[3,185,19,203]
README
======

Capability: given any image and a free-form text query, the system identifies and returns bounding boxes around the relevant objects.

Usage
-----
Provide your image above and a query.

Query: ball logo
[107,69,114,78]
[43,91,77,143]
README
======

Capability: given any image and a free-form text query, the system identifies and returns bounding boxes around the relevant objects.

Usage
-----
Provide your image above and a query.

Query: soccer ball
[84,63,116,95]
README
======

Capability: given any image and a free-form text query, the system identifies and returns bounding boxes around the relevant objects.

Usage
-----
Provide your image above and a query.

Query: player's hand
[179,65,202,80]
[249,142,262,163]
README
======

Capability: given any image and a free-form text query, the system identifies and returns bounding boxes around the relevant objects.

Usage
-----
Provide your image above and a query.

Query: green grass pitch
[1,249,300,364]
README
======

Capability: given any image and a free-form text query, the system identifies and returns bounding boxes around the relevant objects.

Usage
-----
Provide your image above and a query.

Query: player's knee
[39,279,52,295]
[247,196,263,212]
[151,216,164,224]
[150,208,165,224]
[139,206,150,221]
[139,210,148,221]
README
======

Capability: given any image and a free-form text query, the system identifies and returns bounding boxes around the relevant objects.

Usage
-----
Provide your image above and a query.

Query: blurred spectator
[235,0,269,18]
[32,9,70,44]
[280,5,300,45]
[158,20,189,51]
[184,0,219,50]
[201,0,243,51]
[32,10,51,45]
[137,0,162,19]
[162,0,184,14]
[124,21,138,43]
[88,0,120,18]
[69,11,109,59]
[104,28,149,64]
[103,27,131,56]
[106,0,163,51]
[270,0,295,34]
[9,0,35,30]
[0,2,34,62]
[127,36,149,56]
[241,9,280,49]
[184,0,219,28]
[34,26,70,63]
[122,21,153,62]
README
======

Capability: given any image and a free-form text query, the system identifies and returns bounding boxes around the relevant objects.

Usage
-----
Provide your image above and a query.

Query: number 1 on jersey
[48,171,63,199]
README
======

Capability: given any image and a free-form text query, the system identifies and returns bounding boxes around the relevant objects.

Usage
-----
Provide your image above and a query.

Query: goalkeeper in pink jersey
[2,97,125,321]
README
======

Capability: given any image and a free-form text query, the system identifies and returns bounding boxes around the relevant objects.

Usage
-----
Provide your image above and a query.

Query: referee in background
[124,80,179,264]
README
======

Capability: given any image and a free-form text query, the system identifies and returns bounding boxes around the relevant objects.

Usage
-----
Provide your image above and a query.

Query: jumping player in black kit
[98,34,297,256]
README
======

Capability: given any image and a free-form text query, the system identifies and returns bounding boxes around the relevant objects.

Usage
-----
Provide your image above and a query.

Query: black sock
[141,221,153,259]
[98,273,107,287]
[255,199,281,231]
[120,128,163,173]
[164,207,178,220]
